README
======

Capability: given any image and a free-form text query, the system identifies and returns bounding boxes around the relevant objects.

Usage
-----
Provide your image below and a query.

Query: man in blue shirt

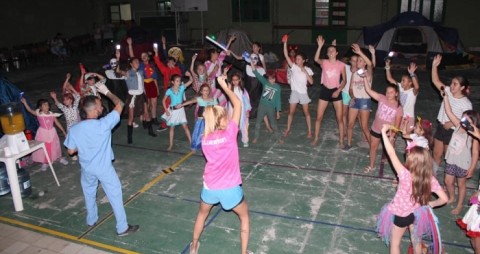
[64,83,139,236]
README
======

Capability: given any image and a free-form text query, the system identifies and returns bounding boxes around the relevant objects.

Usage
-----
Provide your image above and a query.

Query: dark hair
[169,74,181,87]
[296,52,307,61]
[327,45,337,52]
[167,56,177,63]
[386,84,400,107]
[63,93,74,102]
[230,72,245,91]
[464,110,480,128]
[128,57,139,65]
[252,41,263,54]
[36,99,50,109]
[208,48,220,59]
[453,75,470,96]
[80,95,99,120]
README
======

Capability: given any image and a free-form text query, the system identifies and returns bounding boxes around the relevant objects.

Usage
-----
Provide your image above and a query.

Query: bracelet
[410,73,416,78]
[385,66,390,70]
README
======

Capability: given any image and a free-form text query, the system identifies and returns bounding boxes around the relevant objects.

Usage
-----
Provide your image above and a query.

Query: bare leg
[390,224,408,254]
[312,100,328,145]
[284,103,297,136]
[433,138,444,167]
[332,100,344,148]
[191,201,214,254]
[369,136,380,169]
[359,110,371,144]
[151,97,158,119]
[444,174,456,204]
[167,126,174,151]
[128,108,134,125]
[342,103,349,137]
[301,103,312,138]
[408,224,422,254]
[232,200,250,254]
[347,108,359,146]
[183,124,192,144]
[452,177,467,215]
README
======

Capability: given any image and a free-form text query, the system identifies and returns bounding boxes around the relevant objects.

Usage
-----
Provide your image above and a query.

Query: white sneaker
[133,122,139,128]
[71,155,78,161]
[39,164,48,171]
[59,157,69,165]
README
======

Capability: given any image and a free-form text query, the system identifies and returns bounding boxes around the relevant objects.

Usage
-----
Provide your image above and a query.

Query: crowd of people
[18,32,480,254]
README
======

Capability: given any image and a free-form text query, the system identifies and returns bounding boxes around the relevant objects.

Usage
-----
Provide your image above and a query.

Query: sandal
[363,166,375,174]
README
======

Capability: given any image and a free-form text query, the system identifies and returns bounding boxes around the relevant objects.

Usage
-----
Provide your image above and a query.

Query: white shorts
[289,91,311,105]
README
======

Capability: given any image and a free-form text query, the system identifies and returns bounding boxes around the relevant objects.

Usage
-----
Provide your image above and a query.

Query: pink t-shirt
[320,60,345,89]
[202,121,242,189]
[388,168,441,217]
[371,95,403,133]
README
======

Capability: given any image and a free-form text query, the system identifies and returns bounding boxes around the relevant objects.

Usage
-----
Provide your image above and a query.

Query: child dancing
[376,124,448,254]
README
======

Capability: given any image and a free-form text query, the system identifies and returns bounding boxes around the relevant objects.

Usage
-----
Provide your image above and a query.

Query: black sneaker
[117,224,139,236]
[156,126,168,132]
[342,145,352,152]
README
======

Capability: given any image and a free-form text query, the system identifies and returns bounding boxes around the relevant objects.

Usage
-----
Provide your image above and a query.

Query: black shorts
[434,125,454,145]
[370,129,382,139]
[393,213,415,228]
[319,84,342,102]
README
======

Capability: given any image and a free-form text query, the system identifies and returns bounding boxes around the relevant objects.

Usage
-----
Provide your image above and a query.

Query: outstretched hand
[316,35,325,47]
[95,83,110,95]
[432,54,442,67]
[282,34,288,43]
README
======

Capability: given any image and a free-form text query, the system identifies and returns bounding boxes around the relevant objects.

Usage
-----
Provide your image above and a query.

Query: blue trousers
[80,166,128,234]
[191,118,205,151]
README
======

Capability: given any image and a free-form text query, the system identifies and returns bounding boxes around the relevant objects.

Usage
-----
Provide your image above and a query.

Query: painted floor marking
[0,216,139,254]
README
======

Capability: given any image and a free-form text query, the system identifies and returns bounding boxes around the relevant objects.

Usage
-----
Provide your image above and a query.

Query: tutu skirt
[457,202,480,238]
[376,204,440,247]
[191,118,205,151]
[162,107,187,127]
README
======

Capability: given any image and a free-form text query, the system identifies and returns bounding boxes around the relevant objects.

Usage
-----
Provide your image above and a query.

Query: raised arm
[95,83,124,115]
[183,71,193,88]
[352,44,373,80]
[431,54,446,91]
[153,46,168,75]
[443,95,460,127]
[50,91,61,106]
[314,35,325,66]
[368,45,376,68]
[408,62,420,96]
[362,76,380,101]
[282,35,293,68]
[217,75,241,125]
[385,59,397,85]
[190,54,197,77]
[126,37,134,58]
[20,97,37,116]
[381,124,404,174]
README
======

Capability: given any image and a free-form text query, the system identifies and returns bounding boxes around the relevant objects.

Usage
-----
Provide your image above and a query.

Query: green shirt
[253,70,282,112]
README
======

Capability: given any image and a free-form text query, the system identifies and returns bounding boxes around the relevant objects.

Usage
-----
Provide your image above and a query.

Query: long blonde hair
[203,105,228,137]
[405,147,433,206]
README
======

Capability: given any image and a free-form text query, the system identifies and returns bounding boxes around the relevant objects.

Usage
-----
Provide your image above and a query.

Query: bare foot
[167,146,173,151]
[451,206,462,215]
[311,138,318,146]
[447,198,456,205]
[266,126,273,133]
[283,129,290,137]
[252,139,257,144]
[306,132,312,139]
[278,139,284,144]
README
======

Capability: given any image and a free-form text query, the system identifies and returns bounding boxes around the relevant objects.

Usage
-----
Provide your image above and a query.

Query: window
[400,0,444,22]
[109,3,132,23]
[314,0,347,26]
[157,1,172,16]
[232,0,270,22]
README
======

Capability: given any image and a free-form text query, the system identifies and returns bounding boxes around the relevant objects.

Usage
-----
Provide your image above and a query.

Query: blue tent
[0,74,39,137]
[357,11,465,67]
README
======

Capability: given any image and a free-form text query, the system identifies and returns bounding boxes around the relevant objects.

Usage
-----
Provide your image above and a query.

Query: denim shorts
[349,98,372,111]
[201,185,244,210]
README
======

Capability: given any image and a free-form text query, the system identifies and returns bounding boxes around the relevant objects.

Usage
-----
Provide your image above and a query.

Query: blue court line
[179,206,222,254]
[153,193,471,250]
[114,143,479,191]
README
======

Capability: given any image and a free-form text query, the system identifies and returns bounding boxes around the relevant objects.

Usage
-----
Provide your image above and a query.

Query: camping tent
[214,28,253,57]
[357,11,467,67]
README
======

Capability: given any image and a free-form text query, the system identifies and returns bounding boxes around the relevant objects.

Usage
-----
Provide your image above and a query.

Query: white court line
[298,136,337,253]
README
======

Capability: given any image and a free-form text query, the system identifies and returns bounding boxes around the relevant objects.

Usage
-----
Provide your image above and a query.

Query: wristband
[385,66,390,70]
[410,73,416,78]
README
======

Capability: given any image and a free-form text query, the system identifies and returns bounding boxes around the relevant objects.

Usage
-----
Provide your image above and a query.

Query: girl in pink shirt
[363,77,403,173]
[376,124,448,254]
[312,35,346,147]
[190,75,251,254]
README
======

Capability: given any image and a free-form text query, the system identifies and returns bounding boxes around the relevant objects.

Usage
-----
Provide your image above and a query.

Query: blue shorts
[342,91,351,105]
[349,98,372,111]
[201,185,244,210]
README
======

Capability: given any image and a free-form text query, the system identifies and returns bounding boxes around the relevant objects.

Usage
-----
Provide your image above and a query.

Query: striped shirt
[437,86,472,127]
